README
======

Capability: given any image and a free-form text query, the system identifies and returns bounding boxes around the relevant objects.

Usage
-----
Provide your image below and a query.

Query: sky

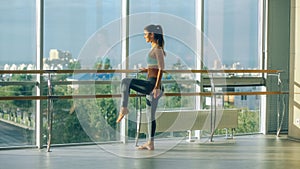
[0,1,36,64]
[0,0,261,69]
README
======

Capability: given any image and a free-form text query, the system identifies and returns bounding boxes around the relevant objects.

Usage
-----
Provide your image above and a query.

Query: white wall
[288,0,300,140]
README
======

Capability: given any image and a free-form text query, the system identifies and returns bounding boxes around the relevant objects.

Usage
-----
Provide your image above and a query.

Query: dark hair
[144,24,166,56]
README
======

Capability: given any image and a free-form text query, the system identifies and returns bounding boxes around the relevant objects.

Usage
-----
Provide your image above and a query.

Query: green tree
[47,84,91,144]
[0,74,34,122]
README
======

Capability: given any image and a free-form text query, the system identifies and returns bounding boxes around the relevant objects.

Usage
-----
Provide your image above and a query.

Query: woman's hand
[152,88,161,99]
[139,67,148,73]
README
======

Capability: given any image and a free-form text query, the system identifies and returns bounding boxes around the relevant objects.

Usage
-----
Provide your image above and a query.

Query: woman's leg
[139,87,163,150]
[117,77,155,123]
[146,94,158,142]
[120,78,155,107]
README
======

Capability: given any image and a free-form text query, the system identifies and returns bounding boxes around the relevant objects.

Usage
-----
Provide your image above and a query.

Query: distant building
[49,49,72,61]
[49,49,60,60]
[234,87,261,110]
[45,49,73,70]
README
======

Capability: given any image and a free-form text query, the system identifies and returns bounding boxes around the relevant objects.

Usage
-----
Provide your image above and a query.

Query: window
[44,0,121,70]
[44,0,122,144]
[0,0,36,148]
[203,0,262,69]
[0,0,265,148]
[129,0,197,70]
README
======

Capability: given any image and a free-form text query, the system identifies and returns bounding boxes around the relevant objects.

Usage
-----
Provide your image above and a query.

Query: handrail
[0,91,289,101]
[0,69,282,74]
[0,69,284,109]
[0,68,284,151]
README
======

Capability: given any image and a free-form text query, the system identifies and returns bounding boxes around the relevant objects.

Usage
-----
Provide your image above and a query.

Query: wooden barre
[0,69,282,74]
[0,91,290,101]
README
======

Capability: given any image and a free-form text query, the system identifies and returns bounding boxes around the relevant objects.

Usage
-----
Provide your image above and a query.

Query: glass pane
[129,0,197,70]
[204,86,262,135]
[203,0,263,136]
[0,0,36,148]
[0,0,36,66]
[44,0,121,144]
[128,0,198,142]
[44,0,121,70]
[203,0,262,69]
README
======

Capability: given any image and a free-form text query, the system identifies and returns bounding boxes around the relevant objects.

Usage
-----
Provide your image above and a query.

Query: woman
[116,24,166,150]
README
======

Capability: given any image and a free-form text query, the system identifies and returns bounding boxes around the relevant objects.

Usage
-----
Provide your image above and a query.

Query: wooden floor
[0,134,299,169]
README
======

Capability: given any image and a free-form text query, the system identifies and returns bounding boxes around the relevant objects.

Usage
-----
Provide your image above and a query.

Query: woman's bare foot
[116,107,129,123]
[137,141,154,150]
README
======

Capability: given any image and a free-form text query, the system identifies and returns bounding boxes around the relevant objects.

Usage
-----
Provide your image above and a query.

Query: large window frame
[0,0,267,149]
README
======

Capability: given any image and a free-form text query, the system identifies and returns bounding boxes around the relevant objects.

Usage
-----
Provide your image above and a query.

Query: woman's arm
[153,48,165,98]
[139,67,148,73]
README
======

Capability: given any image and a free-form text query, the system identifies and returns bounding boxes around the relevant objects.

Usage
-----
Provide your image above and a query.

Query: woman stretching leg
[116,24,166,150]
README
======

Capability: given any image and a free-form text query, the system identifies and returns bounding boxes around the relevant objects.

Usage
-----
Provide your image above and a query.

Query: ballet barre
[0,69,284,150]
